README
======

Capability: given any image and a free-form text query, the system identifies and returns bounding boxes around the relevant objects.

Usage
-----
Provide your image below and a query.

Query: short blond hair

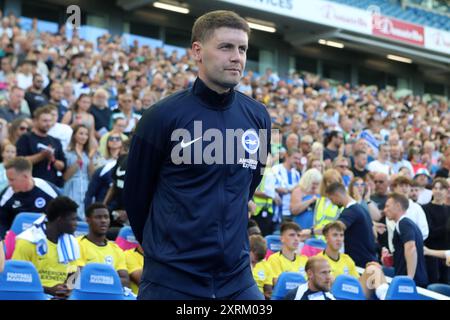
[298,168,322,193]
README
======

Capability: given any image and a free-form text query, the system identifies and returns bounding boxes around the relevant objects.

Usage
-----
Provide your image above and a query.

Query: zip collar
[192,77,235,110]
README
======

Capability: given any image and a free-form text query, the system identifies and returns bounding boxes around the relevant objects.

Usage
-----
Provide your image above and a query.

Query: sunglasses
[354,183,366,187]
[108,136,121,142]
[19,126,29,131]
[374,180,385,184]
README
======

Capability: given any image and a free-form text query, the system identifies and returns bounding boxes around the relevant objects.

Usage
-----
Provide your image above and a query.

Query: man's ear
[191,41,202,63]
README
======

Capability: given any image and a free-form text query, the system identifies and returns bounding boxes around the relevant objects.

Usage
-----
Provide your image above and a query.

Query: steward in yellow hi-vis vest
[313,169,343,239]
[314,197,341,230]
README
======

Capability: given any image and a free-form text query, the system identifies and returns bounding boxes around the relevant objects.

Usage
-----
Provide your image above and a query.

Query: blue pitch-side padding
[331,274,366,300]
[385,276,420,300]
[271,272,306,300]
[0,260,48,300]
[74,221,89,237]
[69,263,126,300]
[265,235,282,253]
[427,283,450,298]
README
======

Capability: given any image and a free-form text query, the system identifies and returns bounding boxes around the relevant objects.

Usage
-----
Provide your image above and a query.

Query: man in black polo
[16,105,66,188]
[326,182,378,268]
[384,192,428,288]
[24,73,48,115]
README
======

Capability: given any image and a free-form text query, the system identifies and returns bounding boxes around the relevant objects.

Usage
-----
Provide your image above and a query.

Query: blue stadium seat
[0,260,48,300]
[331,274,365,300]
[115,226,139,250]
[385,276,420,300]
[69,263,127,300]
[426,284,450,297]
[305,238,327,249]
[74,221,89,237]
[4,212,44,259]
[271,272,306,300]
[382,266,395,278]
[265,235,282,253]
[301,238,327,257]
[10,212,44,235]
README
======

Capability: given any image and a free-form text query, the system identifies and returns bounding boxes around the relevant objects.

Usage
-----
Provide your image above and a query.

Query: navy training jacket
[124,78,271,298]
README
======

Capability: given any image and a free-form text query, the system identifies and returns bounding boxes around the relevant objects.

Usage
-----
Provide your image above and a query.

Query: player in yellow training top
[249,234,273,299]
[77,203,129,288]
[12,197,83,299]
[267,221,308,285]
[125,245,144,295]
[318,221,359,279]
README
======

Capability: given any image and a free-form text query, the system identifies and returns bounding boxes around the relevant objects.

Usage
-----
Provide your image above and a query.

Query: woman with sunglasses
[63,125,96,220]
[7,118,30,145]
[94,133,123,169]
[348,177,381,221]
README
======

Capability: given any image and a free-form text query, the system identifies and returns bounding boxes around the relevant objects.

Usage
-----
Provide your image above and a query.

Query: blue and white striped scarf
[16,215,80,264]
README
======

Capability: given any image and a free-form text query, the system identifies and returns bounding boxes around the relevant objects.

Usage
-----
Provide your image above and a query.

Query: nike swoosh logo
[180,137,202,148]
[116,169,126,176]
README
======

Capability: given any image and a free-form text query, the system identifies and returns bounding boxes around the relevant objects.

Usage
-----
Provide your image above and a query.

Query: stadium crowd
[0,11,449,299]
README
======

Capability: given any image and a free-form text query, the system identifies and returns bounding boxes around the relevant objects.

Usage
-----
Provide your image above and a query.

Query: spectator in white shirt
[368,144,392,176]
[47,105,73,151]
[390,145,413,174]
[389,176,429,241]
[413,169,433,205]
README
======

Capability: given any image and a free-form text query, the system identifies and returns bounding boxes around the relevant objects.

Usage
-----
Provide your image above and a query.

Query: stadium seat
[331,274,366,300]
[385,276,420,300]
[69,263,128,300]
[271,272,306,300]
[301,238,327,257]
[382,266,395,278]
[74,221,89,237]
[4,212,44,259]
[264,235,281,259]
[426,284,450,297]
[115,226,139,251]
[0,260,48,300]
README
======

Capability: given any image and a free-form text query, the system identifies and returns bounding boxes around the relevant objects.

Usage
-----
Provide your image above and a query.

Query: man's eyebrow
[217,42,248,47]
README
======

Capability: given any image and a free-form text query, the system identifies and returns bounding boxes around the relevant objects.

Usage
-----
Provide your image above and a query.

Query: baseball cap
[414,168,431,180]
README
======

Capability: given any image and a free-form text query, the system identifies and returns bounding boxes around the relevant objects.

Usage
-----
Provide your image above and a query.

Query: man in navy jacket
[124,11,271,300]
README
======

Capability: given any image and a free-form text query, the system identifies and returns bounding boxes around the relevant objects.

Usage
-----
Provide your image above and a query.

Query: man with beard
[16,106,66,188]
[284,256,335,300]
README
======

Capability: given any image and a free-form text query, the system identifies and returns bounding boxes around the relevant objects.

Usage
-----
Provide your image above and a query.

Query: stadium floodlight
[318,39,344,49]
[247,22,276,33]
[153,1,189,14]
[387,54,412,64]
[246,18,276,33]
